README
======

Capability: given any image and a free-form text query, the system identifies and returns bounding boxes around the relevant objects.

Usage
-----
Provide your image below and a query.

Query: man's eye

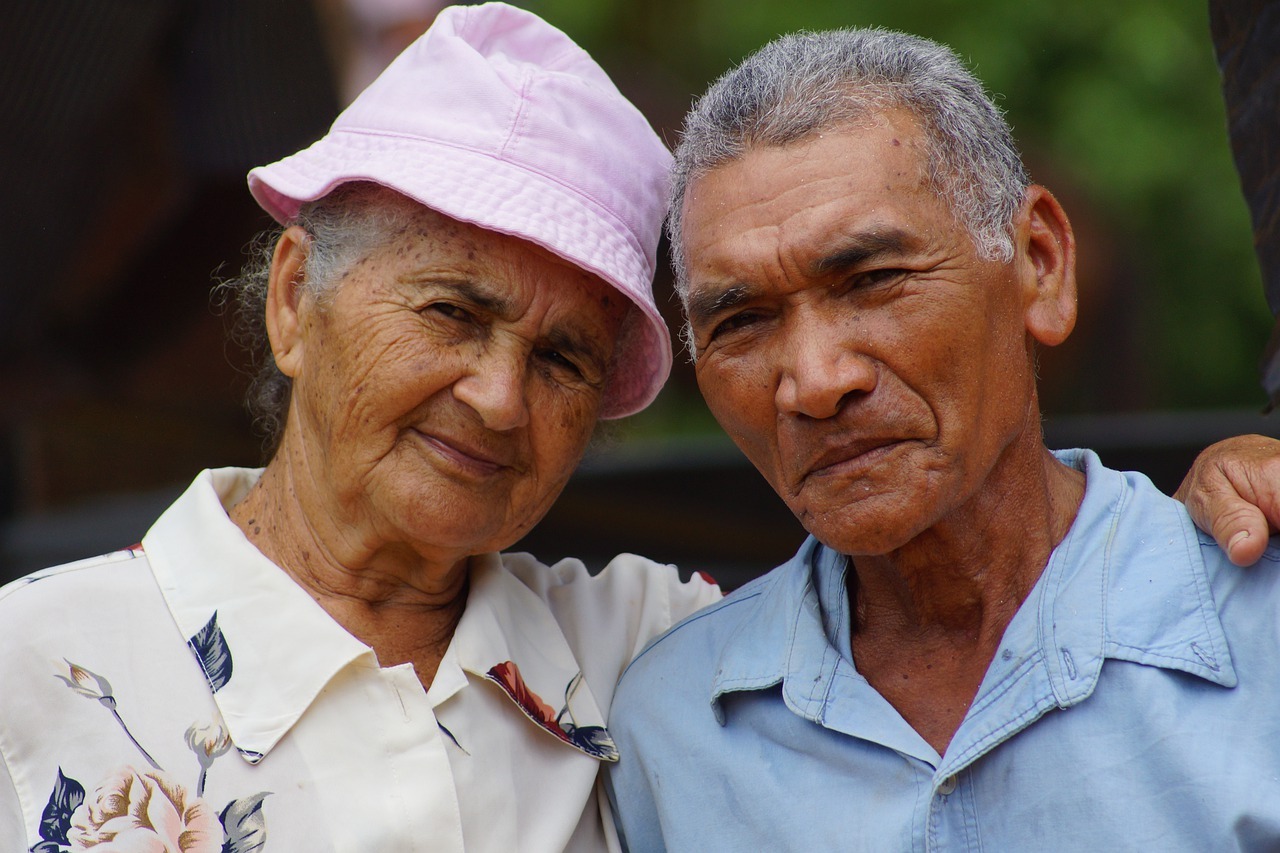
[708,310,762,341]
[854,268,907,288]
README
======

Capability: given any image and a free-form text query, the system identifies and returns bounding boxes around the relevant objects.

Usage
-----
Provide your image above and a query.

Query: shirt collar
[437,552,617,762]
[1007,448,1236,704]
[709,537,843,720]
[708,449,1236,730]
[146,469,616,764]
[143,468,375,763]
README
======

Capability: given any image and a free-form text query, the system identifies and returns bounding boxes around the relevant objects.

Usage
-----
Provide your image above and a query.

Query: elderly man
[608,27,1280,850]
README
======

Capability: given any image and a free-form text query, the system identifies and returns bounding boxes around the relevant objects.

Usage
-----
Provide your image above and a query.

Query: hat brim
[248,130,672,419]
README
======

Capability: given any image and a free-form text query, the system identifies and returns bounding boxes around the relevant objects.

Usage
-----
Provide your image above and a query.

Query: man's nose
[452,346,531,432]
[774,324,877,419]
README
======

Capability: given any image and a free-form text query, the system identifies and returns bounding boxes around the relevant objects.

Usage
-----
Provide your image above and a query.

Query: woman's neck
[230,459,471,687]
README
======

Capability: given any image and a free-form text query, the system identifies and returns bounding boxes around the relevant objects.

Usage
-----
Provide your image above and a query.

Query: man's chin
[792,491,931,558]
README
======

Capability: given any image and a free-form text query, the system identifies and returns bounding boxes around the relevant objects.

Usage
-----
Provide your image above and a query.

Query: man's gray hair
[219,182,420,459]
[669,27,1029,301]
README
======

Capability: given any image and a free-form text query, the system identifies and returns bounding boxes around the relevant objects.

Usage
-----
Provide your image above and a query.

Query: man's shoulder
[1064,453,1280,680]
[1197,526,1280,611]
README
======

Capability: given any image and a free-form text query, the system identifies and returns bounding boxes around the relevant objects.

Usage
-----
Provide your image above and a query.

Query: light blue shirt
[608,450,1280,851]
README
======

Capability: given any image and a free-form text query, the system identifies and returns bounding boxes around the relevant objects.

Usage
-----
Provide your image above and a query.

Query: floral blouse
[0,468,720,852]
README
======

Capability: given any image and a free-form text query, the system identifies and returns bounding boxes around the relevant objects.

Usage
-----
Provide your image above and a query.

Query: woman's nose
[452,348,531,432]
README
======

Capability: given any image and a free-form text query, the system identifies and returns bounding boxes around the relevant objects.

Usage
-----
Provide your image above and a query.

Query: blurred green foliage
[529,0,1269,423]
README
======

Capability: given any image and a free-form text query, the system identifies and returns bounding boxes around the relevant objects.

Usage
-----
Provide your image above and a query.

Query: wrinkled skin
[255,209,629,575]
[229,206,630,687]
[682,111,1079,561]
[1177,435,1280,565]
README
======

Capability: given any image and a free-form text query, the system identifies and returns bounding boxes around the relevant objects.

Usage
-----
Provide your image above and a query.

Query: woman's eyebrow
[547,321,612,368]
[412,276,514,316]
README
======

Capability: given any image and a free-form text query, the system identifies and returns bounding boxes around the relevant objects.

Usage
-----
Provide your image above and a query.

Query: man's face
[682,110,1042,556]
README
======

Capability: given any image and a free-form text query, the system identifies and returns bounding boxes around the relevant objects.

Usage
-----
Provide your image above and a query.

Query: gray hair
[669,27,1029,311]
[219,182,420,459]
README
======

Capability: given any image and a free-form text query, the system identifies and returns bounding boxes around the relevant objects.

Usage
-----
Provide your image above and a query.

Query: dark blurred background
[2,0,1277,589]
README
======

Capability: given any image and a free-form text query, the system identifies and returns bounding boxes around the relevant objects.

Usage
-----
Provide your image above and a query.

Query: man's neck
[848,440,1085,755]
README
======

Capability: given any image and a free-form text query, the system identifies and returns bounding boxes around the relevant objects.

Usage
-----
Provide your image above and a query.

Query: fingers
[1178,475,1266,567]
[1176,435,1280,566]
[1207,498,1271,566]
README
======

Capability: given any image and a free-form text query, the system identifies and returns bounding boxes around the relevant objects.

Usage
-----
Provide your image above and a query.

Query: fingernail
[1229,530,1251,551]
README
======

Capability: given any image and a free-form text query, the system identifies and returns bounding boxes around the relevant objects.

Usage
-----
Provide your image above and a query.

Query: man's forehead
[683,113,930,225]
[683,123,935,258]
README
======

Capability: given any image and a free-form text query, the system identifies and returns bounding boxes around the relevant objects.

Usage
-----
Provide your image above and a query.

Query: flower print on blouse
[485,662,620,761]
[31,645,270,852]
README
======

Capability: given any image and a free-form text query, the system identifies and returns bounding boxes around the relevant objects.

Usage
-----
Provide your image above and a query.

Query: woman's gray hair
[219,182,420,459]
[668,27,1029,303]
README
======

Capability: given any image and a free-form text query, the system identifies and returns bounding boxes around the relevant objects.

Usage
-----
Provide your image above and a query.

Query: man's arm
[1176,435,1280,565]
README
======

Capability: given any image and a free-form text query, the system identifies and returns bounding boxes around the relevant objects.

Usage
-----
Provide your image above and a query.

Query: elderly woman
[0,3,1277,852]
[0,5,714,851]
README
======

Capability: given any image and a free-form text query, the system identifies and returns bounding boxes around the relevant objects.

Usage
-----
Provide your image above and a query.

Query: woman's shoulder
[497,550,720,620]
[491,551,723,707]
[0,546,155,623]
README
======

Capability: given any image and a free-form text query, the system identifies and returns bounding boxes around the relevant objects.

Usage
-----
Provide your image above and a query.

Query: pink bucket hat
[248,2,673,418]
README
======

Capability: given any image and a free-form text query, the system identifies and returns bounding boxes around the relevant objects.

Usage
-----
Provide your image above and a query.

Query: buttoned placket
[369,663,467,852]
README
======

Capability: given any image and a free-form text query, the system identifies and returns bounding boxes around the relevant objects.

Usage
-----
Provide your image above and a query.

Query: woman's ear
[1017,185,1078,348]
[265,226,311,378]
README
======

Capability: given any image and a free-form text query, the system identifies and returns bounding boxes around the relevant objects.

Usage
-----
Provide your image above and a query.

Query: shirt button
[937,775,958,795]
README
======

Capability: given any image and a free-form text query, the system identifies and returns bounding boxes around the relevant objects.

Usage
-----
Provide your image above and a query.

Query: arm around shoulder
[594,554,721,664]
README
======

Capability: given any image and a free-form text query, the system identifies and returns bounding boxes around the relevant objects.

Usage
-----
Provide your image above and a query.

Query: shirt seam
[1101,640,1230,682]
[0,717,28,848]
[625,589,765,671]
[965,653,1041,719]
[943,653,1049,772]
[946,689,1058,774]
[1180,513,1233,669]
[793,572,830,712]
[0,548,143,603]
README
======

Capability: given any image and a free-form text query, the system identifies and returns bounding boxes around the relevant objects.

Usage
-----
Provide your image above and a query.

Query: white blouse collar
[143,468,614,764]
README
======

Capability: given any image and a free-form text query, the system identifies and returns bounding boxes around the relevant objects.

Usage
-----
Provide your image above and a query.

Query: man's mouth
[802,437,905,481]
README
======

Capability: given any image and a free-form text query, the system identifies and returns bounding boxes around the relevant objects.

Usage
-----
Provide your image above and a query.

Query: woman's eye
[539,348,583,377]
[428,302,474,322]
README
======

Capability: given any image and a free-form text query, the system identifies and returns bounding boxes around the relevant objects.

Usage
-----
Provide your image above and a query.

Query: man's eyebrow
[812,229,912,276]
[686,283,756,329]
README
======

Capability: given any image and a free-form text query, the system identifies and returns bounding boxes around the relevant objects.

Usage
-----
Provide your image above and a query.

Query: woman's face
[277,209,630,562]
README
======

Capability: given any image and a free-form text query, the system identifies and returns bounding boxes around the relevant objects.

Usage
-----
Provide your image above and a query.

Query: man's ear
[1017,185,1077,347]
[265,226,311,378]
